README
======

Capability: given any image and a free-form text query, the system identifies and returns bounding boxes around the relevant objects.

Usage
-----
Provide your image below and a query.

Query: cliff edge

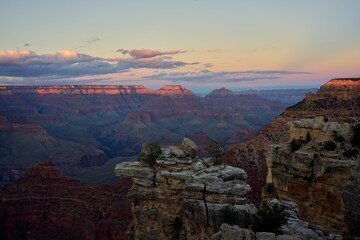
[115,139,256,240]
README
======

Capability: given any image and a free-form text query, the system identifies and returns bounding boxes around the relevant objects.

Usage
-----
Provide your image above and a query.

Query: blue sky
[0,0,359,91]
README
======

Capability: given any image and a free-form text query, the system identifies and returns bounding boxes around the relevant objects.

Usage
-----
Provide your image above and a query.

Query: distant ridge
[0,85,194,95]
[206,87,235,96]
[236,88,318,104]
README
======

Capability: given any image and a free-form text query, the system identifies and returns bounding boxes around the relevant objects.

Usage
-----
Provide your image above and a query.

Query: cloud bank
[142,70,313,83]
[0,49,192,78]
[0,49,313,86]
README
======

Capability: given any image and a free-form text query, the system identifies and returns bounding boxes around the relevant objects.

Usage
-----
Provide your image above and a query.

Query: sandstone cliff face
[316,78,360,100]
[225,78,360,207]
[268,118,358,233]
[0,161,132,240]
[115,140,256,240]
[157,85,194,95]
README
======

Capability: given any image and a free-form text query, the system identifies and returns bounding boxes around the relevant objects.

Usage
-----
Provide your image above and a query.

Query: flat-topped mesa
[315,78,360,100]
[0,85,195,95]
[325,78,360,86]
[156,85,194,95]
[114,138,256,239]
[0,85,154,95]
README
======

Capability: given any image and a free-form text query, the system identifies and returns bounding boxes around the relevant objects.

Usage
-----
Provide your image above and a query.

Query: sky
[0,0,359,92]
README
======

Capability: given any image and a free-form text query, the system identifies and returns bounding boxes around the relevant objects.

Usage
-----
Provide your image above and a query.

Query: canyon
[1,79,359,239]
[0,85,287,185]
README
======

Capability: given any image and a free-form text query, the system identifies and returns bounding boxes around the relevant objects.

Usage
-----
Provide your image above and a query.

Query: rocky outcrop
[157,85,194,95]
[268,117,359,234]
[209,198,343,240]
[115,139,256,239]
[226,78,360,206]
[0,161,132,240]
[317,78,360,100]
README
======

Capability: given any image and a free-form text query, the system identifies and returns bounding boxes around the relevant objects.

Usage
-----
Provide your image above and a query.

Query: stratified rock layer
[225,78,360,206]
[224,78,360,236]
[115,142,256,240]
[268,118,359,234]
[0,161,132,240]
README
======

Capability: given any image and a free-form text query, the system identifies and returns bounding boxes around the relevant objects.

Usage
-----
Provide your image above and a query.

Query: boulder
[169,146,187,158]
[180,138,198,158]
[256,232,276,240]
[220,165,248,181]
[211,224,255,240]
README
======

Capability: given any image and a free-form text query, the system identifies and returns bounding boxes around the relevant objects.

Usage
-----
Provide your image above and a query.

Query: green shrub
[205,141,225,164]
[324,141,337,151]
[252,202,287,233]
[351,124,360,148]
[137,143,162,165]
[343,149,358,158]
[220,205,238,225]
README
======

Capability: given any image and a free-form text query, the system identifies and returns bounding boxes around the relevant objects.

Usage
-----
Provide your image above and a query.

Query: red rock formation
[317,78,360,100]
[0,161,132,240]
[225,78,360,206]
[157,85,194,95]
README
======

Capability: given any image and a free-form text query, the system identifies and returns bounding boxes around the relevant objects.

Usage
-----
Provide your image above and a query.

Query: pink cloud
[0,49,195,79]
[0,50,37,65]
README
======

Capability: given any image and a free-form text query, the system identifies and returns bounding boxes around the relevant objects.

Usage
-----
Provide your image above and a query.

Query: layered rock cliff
[115,139,256,240]
[316,78,360,100]
[268,118,358,233]
[225,78,360,205]
[226,78,360,235]
[0,161,132,240]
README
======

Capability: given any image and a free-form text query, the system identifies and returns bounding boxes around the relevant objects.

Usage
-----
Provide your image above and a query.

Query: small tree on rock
[137,143,162,166]
[205,141,225,164]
